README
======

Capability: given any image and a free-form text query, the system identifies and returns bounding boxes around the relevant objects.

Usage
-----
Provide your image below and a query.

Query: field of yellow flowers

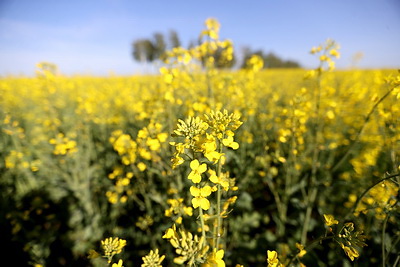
[1,19,399,267]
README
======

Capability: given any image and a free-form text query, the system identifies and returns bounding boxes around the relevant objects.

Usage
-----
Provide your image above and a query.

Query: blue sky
[1,0,399,76]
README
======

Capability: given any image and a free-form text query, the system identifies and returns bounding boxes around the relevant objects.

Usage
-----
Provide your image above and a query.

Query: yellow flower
[87,249,100,259]
[188,159,207,183]
[203,249,225,267]
[209,170,230,190]
[323,214,339,226]
[319,55,330,61]
[296,243,307,258]
[329,49,340,58]
[202,138,224,163]
[141,249,165,267]
[341,244,359,261]
[112,259,124,267]
[267,250,281,267]
[162,227,176,239]
[183,206,193,216]
[146,138,161,151]
[247,55,264,71]
[101,237,127,263]
[205,150,224,163]
[190,186,212,210]
[222,136,239,149]
[137,162,147,171]
[310,46,322,54]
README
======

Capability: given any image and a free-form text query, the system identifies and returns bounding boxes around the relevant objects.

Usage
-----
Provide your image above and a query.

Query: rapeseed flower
[203,249,225,267]
[190,186,212,210]
[296,243,307,258]
[101,237,127,263]
[323,214,339,226]
[188,159,207,183]
[141,249,165,267]
[267,250,281,267]
[112,259,124,267]
[222,136,239,149]
[341,245,359,261]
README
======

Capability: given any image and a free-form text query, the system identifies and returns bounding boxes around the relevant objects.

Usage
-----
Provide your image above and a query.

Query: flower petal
[190,159,199,170]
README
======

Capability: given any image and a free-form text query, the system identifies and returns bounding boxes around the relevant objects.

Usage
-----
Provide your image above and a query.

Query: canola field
[1,19,399,267]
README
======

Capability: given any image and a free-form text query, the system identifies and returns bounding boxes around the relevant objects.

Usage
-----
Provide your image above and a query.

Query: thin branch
[331,86,396,173]
[345,172,400,220]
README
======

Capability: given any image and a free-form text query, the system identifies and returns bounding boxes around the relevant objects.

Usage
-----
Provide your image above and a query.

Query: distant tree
[169,30,181,49]
[187,39,197,50]
[152,32,166,59]
[240,49,301,69]
[263,52,283,68]
[282,60,301,68]
[238,46,251,68]
[132,39,155,63]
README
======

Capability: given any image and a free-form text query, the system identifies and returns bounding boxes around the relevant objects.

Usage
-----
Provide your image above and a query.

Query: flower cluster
[106,121,168,204]
[101,237,127,264]
[166,109,242,266]
[49,133,78,155]
[323,215,367,261]
[305,39,340,79]
[141,249,165,267]
[163,224,209,265]
[164,197,193,224]
[267,250,283,267]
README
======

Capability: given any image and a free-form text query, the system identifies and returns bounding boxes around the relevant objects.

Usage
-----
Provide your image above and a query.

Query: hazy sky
[1,0,399,76]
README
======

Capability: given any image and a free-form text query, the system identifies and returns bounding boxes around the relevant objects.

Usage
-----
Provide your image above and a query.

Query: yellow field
[1,19,399,267]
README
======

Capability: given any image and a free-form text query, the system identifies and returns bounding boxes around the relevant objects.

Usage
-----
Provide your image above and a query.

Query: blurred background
[0,0,400,76]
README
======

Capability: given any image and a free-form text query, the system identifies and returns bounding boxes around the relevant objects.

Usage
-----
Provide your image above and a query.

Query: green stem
[394,255,400,267]
[215,151,222,250]
[286,235,333,266]
[301,187,318,244]
[199,207,206,247]
[382,214,389,267]
[386,227,400,265]
[216,184,222,249]
[215,144,223,249]
[301,63,322,245]
[266,179,286,237]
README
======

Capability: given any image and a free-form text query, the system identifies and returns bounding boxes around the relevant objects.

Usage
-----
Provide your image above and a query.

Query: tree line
[132,30,301,69]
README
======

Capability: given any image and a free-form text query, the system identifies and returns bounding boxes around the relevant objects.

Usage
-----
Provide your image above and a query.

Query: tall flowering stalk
[167,109,242,265]
[301,39,341,244]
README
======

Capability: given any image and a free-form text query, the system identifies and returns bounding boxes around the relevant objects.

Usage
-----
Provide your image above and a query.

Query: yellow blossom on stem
[112,259,124,267]
[222,136,239,149]
[329,49,340,58]
[141,249,165,267]
[162,227,176,239]
[101,237,127,263]
[188,159,207,183]
[190,186,212,210]
[267,250,281,267]
[341,244,359,261]
[296,243,307,258]
[202,138,224,163]
[209,170,230,190]
[323,214,339,226]
[202,249,225,267]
